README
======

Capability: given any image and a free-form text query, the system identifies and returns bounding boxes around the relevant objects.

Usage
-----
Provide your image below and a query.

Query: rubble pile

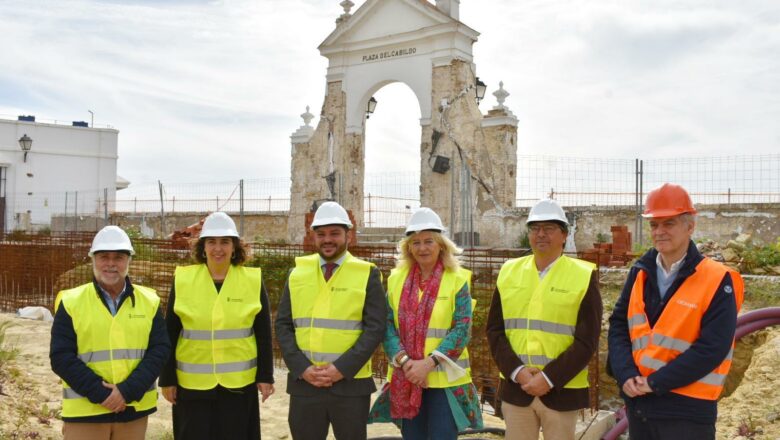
[697,233,780,275]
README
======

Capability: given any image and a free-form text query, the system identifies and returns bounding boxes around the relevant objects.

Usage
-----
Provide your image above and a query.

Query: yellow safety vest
[386,266,473,388]
[174,264,261,390]
[57,282,159,417]
[496,255,594,389]
[288,252,374,379]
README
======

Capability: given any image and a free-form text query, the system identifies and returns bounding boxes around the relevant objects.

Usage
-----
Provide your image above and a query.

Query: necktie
[323,263,337,281]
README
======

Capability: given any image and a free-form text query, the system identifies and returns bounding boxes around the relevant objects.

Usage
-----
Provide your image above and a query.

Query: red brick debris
[580,225,635,267]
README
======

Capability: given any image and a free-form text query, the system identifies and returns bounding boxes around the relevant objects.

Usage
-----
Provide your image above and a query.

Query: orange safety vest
[627,257,744,400]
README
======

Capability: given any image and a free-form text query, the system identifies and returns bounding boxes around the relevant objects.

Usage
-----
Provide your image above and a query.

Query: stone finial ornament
[301,106,314,127]
[340,0,354,15]
[337,0,354,24]
[493,81,509,110]
[291,105,316,144]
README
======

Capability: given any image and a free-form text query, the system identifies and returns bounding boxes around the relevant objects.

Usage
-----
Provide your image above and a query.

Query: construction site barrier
[601,307,780,440]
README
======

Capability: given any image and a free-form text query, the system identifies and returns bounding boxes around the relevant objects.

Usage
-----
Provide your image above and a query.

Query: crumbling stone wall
[289,59,519,244]
[479,203,780,250]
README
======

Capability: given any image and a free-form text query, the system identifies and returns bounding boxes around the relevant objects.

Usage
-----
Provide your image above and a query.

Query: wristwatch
[429,354,440,367]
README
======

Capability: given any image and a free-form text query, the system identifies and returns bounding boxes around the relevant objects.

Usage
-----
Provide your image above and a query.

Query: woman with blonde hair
[369,208,482,439]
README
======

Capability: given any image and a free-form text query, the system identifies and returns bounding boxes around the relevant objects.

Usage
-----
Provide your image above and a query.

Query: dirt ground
[0,313,503,439]
[1,276,778,439]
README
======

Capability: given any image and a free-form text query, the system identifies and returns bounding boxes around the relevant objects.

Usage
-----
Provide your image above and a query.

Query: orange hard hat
[642,183,697,218]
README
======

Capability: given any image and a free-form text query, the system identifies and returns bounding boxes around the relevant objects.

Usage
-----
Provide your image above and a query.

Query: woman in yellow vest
[159,212,274,440]
[369,208,483,439]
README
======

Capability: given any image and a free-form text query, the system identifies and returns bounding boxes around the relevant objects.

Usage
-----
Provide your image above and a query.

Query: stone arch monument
[289,0,518,246]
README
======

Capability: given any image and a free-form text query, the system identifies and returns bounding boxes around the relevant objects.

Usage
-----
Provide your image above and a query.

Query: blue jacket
[50,277,171,423]
[607,241,737,424]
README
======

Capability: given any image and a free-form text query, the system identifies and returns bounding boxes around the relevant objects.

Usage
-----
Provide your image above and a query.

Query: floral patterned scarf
[390,259,445,419]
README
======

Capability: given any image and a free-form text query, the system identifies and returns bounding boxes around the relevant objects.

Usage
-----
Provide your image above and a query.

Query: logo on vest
[675,299,698,309]
[437,296,450,301]
[226,297,244,303]
[331,287,350,292]
[128,313,146,319]
[550,287,570,294]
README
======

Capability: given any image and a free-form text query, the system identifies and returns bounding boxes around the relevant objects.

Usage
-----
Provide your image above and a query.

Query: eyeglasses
[528,224,560,235]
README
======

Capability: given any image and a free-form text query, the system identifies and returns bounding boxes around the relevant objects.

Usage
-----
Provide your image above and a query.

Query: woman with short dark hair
[160,212,274,439]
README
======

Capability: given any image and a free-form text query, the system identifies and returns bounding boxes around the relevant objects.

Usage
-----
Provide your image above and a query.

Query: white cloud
[1,0,778,191]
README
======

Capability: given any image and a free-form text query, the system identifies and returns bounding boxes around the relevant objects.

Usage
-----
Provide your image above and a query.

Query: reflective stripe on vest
[627,258,744,400]
[57,282,159,418]
[174,264,261,390]
[386,266,473,388]
[64,381,157,400]
[496,255,595,389]
[289,252,374,379]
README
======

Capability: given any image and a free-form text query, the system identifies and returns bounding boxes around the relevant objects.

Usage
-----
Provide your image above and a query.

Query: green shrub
[742,239,780,272]
[245,251,297,311]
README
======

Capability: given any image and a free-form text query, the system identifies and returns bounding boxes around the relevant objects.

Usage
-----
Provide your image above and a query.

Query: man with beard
[275,201,386,439]
[50,226,170,440]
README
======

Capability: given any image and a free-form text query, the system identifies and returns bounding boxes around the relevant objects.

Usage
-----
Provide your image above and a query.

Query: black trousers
[173,385,260,440]
[627,409,715,440]
[288,393,370,440]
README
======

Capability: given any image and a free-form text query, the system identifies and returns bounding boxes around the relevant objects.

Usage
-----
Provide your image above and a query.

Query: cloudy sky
[1,0,779,190]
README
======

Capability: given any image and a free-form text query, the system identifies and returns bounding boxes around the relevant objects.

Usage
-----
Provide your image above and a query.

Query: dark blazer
[275,263,386,397]
[487,269,602,412]
[50,277,171,423]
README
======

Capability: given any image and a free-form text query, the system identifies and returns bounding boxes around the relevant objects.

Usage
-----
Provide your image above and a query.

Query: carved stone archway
[289,0,518,246]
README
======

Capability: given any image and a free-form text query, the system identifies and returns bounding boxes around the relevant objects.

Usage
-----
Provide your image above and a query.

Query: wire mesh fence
[2,233,607,410]
[515,154,780,207]
[4,155,779,232]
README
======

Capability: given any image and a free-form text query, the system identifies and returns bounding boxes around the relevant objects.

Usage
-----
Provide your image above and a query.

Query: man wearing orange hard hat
[607,183,744,440]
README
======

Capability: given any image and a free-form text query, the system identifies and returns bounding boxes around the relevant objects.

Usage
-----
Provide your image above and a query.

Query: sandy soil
[2,310,777,439]
[0,313,503,439]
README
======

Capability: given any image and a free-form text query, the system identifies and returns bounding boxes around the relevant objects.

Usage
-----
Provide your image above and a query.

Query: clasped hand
[401,357,435,388]
[622,375,653,397]
[515,367,552,397]
[302,364,344,388]
[101,381,127,413]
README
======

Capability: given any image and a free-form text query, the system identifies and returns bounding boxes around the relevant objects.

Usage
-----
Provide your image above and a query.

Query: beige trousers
[62,415,148,440]
[502,398,578,440]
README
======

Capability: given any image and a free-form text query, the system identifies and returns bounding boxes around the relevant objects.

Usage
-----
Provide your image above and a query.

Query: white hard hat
[405,207,445,236]
[527,199,569,226]
[311,201,353,229]
[200,212,239,238]
[89,226,135,256]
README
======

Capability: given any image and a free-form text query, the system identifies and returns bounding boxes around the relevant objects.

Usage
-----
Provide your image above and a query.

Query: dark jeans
[401,388,458,440]
[627,408,715,440]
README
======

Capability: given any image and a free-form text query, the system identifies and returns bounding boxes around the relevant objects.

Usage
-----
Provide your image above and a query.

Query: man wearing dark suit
[276,202,386,439]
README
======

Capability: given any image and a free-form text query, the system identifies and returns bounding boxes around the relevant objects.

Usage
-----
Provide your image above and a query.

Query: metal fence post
[367,193,372,227]
[158,180,165,238]
[64,192,68,233]
[75,191,79,233]
[104,187,108,224]
[240,179,245,236]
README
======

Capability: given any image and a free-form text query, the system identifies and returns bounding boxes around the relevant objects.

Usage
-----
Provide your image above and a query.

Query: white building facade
[0,116,120,232]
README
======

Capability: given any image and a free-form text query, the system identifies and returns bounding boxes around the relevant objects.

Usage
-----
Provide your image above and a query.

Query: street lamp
[366,97,378,119]
[18,134,32,162]
[475,77,487,103]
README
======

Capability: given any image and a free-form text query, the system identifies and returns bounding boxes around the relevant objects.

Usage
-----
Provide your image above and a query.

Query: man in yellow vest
[50,226,170,440]
[487,199,602,440]
[608,183,743,440]
[275,201,386,439]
